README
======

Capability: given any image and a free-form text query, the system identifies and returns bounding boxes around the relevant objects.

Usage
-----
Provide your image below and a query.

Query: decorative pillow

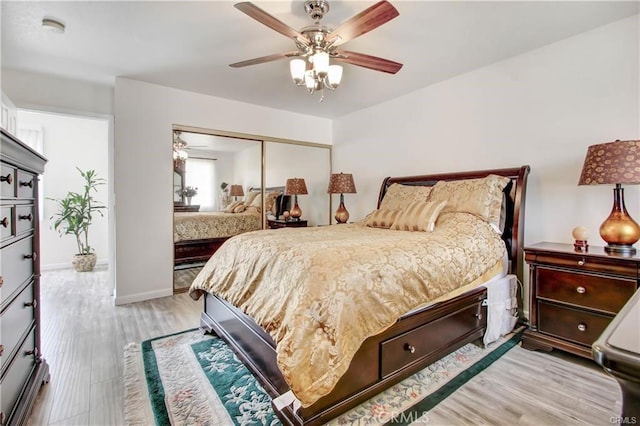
[224,200,244,213]
[380,183,433,210]
[366,209,402,229]
[244,190,260,206]
[390,200,447,232]
[265,191,281,214]
[426,174,510,231]
[233,204,247,213]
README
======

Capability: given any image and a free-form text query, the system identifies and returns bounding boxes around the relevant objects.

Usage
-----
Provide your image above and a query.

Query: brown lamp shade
[327,173,357,194]
[578,140,640,185]
[229,184,244,197]
[285,178,308,195]
[578,140,640,255]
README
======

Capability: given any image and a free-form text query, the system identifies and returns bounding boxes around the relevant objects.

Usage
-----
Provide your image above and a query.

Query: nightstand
[267,219,308,229]
[522,242,640,359]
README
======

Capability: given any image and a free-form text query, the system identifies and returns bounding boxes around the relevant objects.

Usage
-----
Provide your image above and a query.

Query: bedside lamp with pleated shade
[328,173,357,223]
[578,140,640,255]
[284,178,308,220]
[229,184,244,201]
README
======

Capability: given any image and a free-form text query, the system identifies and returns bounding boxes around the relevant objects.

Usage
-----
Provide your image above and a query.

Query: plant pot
[72,253,97,272]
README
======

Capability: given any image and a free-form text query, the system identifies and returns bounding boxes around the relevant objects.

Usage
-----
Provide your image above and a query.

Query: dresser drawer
[537,267,636,314]
[538,302,612,346]
[0,206,13,241]
[1,237,34,306]
[533,252,638,278]
[380,302,483,378]
[0,164,15,198]
[16,171,36,199]
[0,328,36,426]
[0,281,35,373]
[15,205,34,236]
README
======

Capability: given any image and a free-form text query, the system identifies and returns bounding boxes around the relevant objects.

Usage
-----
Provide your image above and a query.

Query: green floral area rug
[124,328,522,425]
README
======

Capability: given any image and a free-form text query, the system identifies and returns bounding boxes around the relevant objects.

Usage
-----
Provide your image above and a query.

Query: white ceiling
[2,1,638,119]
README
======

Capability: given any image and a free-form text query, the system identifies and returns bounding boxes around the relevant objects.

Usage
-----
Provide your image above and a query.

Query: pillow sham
[224,200,244,213]
[365,208,402,229]
[390,200,447,232]
[244,190,260,206]
[426,174,510,232]
[233,204,247,213]
[379,183,433,211]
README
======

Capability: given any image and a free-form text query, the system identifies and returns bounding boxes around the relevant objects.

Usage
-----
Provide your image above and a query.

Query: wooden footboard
[200,287,487,425]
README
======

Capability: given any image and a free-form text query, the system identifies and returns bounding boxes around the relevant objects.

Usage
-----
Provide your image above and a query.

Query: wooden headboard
[377,166,530,282]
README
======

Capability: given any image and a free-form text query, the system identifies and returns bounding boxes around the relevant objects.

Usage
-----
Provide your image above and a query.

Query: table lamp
[578,140,640,255]
[284,178,308,220]
[327,173,357,223]
[229,184,244,201]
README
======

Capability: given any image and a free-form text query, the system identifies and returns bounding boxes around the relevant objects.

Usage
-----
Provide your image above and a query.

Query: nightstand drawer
[533,252,638,278]
[537,267,636,314]
[538,302,611,346]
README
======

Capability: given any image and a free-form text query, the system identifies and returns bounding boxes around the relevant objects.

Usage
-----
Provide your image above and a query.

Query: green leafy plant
[176,185,198,197]
[49,168,106,255]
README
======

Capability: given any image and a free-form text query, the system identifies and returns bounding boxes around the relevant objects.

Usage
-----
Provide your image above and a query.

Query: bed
[173,187,290,266]
[190,166,530,425]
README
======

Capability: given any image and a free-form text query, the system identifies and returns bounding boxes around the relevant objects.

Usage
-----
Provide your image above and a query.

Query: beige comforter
[189,212,506,407]
[173,210,262,242]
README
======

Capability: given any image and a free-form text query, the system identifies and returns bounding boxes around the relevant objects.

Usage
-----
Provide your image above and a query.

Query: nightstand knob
[576,286,586,294]
[404,343,416,354]
[577,323,587,332]
[577,260,585,266]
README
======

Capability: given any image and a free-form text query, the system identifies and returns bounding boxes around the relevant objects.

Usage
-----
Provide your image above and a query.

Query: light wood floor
[27,268,621,425]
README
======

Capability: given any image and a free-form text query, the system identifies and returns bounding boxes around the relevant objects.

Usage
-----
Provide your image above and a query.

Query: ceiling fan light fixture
[327,65,343,89]
[304,70,317,92]
[290,59,306,85]
[312,51,329,78]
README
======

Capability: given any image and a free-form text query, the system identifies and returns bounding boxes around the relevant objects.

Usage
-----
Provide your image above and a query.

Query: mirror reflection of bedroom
[172,127,332,293]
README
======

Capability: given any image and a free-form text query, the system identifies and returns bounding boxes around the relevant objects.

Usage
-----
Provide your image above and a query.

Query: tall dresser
[0,129,48,425]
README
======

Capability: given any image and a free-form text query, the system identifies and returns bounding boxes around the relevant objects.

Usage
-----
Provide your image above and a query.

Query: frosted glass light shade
[290,59,306,84]
[327,65,343,89]
[312,51,329,77]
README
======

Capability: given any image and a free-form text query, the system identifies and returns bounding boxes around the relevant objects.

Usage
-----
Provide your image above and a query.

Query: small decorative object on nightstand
[284,178,308,221]
[328,172,357,224]
[578,140,640,255]
[268,219,308,229]
[572,226,589,252]
[522,242,640,359]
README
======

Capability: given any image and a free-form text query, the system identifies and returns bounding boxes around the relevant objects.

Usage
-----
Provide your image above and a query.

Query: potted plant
[49,168,106,272]
[176,185,198,205]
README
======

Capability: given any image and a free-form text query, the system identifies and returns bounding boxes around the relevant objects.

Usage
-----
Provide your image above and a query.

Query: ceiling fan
[230,0,402,97]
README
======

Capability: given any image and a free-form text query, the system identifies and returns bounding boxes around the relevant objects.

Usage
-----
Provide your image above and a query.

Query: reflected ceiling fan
[230,0,402,98]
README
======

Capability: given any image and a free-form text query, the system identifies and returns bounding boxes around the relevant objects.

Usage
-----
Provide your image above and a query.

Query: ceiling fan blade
[230,51,301,68]
[333,50,403,74]
[326,1,399,47]
[235,2,309,45]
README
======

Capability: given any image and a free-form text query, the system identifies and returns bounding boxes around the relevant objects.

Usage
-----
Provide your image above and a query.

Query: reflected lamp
[284,178,308,220]
[229,184,244,201]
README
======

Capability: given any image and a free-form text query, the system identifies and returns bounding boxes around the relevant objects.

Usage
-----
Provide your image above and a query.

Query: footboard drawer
[380,302,483,379]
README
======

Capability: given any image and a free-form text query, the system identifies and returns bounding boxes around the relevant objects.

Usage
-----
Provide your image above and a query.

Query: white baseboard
[41,258,109,271]
[114,288,173,306]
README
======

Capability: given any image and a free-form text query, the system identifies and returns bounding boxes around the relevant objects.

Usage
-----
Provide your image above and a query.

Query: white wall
[114,78,331,304]
[332,15,640,314]
[17,111,110,269]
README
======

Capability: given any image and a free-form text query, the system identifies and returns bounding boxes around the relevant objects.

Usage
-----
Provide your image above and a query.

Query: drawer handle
[0,217,8,227]
[576,286,586,294]
[0,344,4,356]
[25,347,39,357]
[577,323,587,332]
[24,299,38,309]
[19,179,33,188]
[577,260,585,266]
[1,173,12,184]
[19,213,33,221]
[0,276,3,288]
[475,313,483,320]
[404,343,416,354]
[23,252,37,260]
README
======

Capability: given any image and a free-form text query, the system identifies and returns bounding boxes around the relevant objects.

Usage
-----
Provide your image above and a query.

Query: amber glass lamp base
[334,194,350,224]
[290,195,302,221]
[600,184,640,256]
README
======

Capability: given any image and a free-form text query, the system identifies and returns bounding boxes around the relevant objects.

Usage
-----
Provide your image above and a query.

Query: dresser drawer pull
[24,347,38,357]
[18,213,33,221]
[0,276,3,288]
[576,286,586,294]
[404,343,416,354]
[577,259,585,266]
[23,252,37,260]
[19,179,33,188]
[0,344,4,356]
[0,217,8,227]
[24,299,38,308]
[475,313,483,320]
[577,323,587,332]
[1,173,12,184]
